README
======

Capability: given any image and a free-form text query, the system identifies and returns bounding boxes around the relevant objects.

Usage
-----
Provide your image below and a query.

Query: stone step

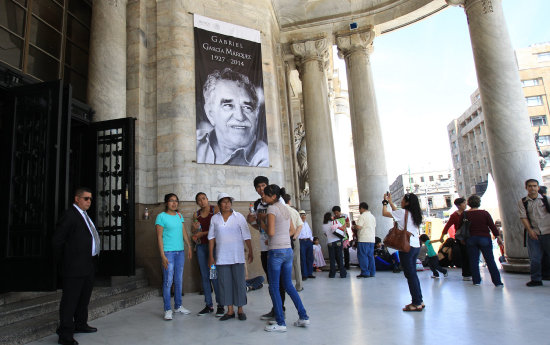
[0,278,149,328]
[0,286,158,345]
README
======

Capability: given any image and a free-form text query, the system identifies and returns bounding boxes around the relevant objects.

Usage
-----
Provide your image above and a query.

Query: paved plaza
[30,266,550,345]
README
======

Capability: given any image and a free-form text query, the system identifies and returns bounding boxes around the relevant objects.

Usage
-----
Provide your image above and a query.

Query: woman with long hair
[464,195,503,287]
[192,192,224,317]
[262,184,309,332]
[382,192,424,312]
[155,193,193,320]
[322,212,346,278]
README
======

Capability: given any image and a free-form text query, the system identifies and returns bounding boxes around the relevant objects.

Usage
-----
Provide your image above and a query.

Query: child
[312,237,326,271]
[419,234,448,278]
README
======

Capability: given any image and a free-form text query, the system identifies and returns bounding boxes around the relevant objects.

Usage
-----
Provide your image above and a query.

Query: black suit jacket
[52,205,96,277]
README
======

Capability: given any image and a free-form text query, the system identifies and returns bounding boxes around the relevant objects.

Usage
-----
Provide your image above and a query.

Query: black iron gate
[0,81,66,291]
[0,80,136,292]
[92,119,135,277]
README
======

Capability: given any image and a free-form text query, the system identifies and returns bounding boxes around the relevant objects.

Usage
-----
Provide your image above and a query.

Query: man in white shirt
[299,210,315,279]
[283,194,304,290]
[353,202,376,278]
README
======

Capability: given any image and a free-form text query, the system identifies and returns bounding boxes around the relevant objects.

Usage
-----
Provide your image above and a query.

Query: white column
[291,38,341,243]
[448,0,542,271]
[336,28,393,238]
[88,0,127,121]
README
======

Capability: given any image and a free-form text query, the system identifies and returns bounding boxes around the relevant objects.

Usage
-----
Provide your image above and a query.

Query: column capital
[290,37,330,73]
[446,0,495,14]
[335,27,375,59]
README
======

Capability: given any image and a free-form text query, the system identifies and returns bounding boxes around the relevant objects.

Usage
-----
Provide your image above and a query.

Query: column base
[501,257,530,273]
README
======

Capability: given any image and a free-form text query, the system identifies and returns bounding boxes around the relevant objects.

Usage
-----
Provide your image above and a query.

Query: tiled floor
[29,266,550,345]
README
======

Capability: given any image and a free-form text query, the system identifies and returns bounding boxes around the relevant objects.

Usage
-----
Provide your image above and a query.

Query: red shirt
[442,211,463,237]
[196,205,215,245]
[465,209,499,238]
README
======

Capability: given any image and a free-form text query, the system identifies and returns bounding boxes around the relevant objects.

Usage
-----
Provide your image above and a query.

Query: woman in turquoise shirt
[156,193,193,320]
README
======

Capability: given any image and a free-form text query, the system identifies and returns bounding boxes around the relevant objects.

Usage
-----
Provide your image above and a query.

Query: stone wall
[126,0,294,206]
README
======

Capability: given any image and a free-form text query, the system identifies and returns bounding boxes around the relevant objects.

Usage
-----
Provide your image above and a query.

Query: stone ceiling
[272,0,448,37]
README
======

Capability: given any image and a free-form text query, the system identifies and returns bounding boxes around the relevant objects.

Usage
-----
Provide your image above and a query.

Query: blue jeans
[327,241,346,278]
[162,250,185,311]
[399,247,423,305]
[466,236,502,285]
[357,242,375,276]
[300,239,314,278]
[527,234,550,282]
[267,248,308,326]
[196,243,220,307]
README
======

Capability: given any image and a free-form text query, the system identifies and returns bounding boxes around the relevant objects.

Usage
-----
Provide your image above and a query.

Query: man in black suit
[53,187,100,345]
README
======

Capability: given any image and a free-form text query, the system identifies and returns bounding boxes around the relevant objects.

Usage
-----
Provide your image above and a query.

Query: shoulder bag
[455,211,470,242]
[383,210,411,253]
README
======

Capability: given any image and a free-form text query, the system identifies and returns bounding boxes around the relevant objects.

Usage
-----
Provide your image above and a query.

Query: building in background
[448,42,550,197]
[389,169,458,218]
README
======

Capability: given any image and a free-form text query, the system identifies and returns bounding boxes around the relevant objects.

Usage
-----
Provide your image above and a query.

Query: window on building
[530,115,548,127]
[526,96,544,106]
[459,182,463,190]
[538,52,550,62]
[427,197,433,209]
[429,176,434,182]
[474,145,477,152]
[538,135,550,146]
[409,177,414,184]
[484,157,487,166]
[454,154,459,163]
[458,169,461,176]
[478,127,482,135]
[445,196,452,208]
[420,176,424,182]
[0,0,91,101]
[522,78,541,87]
[452,141,457,149]
[477,161,480,168]
[438,175,443,179]
[448,174,451,178]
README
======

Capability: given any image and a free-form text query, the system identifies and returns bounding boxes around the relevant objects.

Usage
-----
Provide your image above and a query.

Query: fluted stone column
[88,0,127,121]
[291,38,340,243]
[448,0,542,271]
[336,29,393,238]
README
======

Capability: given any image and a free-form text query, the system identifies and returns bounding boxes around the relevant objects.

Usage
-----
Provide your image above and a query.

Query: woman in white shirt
[208,193,253,321]
[382,192,424,312]
[323,212,346,278]
[262,185,310,333]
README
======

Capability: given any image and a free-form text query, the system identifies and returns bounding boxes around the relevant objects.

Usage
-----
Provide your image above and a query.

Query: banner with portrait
[194,15,268,167]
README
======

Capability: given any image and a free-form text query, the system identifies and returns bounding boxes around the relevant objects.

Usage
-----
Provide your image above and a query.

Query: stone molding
[290,37,330,74]
[446,0,494,15]
[335,28,375,61]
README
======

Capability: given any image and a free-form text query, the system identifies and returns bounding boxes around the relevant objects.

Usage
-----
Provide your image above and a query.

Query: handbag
[331,220,347,240]
[383,210,411,253]
[455,211,470,242]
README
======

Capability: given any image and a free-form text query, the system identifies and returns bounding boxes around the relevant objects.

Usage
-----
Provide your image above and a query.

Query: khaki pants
[293,238,302,290]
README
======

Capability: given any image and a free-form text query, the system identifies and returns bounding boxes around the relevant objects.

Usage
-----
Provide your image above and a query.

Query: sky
[335,0,550,184]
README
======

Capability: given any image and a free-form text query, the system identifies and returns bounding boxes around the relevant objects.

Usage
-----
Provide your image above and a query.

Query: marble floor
[29,266,550,345]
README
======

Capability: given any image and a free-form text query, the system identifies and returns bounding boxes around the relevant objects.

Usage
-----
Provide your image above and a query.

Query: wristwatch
[382,200,389,205]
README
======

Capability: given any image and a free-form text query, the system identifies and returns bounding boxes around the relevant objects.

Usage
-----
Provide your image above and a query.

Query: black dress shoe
[219,313,235,321]
[58,338,79,345]
[308,275,316,279]
[74,325,97,333]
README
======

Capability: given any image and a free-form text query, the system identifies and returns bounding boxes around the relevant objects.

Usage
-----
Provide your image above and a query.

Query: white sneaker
[463,276,472,281]
[294,318,310,327]
[164,310,173,320]
[174,306,191,314]
[264,324,287,332]
[431,275,439,279]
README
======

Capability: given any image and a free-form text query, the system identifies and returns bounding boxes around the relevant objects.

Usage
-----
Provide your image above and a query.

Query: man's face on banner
[206,79,259,152]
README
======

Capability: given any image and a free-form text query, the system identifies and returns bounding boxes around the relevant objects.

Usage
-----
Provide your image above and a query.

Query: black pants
[261,251,285,307]
[328,241,346,278]
[58,271,94,340]
[427,256,447,277]
[458,241,471,277]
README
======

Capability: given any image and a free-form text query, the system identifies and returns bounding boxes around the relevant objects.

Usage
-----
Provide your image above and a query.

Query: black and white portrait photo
[194,15,268,167]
